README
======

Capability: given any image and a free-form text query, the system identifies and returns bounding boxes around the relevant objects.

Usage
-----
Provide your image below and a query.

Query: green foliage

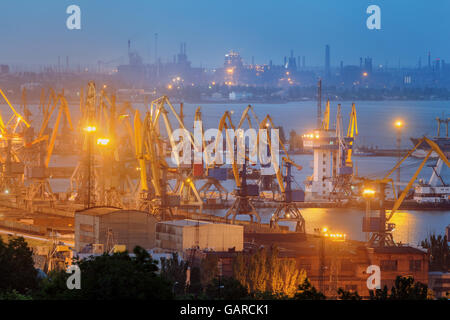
[293,278,326,300]
[35,246,173,300]
[369,276,429,300]
[0,290,33,300]
[0,236,37,295]
[337,288,362,300]
[200,254,219,289]
[369,286,389,300]
[205,277,249,300]
[421,234,449,272]
[233,246,307,297]
[389,276,428,300]
[160,252,189,295]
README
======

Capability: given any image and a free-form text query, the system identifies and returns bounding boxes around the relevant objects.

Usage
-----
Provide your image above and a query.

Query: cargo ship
[413,158,450,204]
[410,117,450,157]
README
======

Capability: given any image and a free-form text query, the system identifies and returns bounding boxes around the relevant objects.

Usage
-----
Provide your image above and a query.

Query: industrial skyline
[0,0,449,68]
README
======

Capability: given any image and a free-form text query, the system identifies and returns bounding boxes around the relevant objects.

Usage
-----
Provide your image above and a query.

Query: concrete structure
[303,129,340,200]
[75,207,157,252]
[155,219,243,252]
[428,272,450,298]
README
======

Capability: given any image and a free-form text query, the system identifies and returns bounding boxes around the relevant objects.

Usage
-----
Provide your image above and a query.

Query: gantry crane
[258,115,306,232]
[209,107,262,224]
[362,136,450,247]
[70,83,137,208]
[329,103,359,202]
[195,106,229,205]
[134,96,201,217]
[0,88,31,197]
[23,92,73,209]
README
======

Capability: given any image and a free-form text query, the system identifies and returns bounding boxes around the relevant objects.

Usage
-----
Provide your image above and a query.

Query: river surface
[2,100,450,245]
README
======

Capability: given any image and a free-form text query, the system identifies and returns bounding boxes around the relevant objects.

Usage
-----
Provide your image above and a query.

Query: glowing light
[363,188,376,197]
[322,227,328,233]
[363,72,368,77]
[395,120,403,128]
[84,126,97,133]
[97,138,110,146]
[226,68,234,75]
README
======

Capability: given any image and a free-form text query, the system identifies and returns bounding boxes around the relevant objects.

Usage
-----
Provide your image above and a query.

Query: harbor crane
[258,115,306,232]
[362,136,450,247]
[211,108,261,224]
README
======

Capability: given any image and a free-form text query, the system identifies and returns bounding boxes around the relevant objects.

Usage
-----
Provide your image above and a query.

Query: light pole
[394,120,403,196]
[84,126,97,208]
[362,188,376,242]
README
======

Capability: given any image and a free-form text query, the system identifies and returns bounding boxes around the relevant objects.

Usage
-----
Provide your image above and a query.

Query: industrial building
[74,207,157,252]
[193,233,430,299]
[428,272,450,298]
[155,219,243,252]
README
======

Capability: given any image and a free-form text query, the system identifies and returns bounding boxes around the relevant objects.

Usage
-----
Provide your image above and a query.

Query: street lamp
[394,120,404,195]
[84,126,97,133]
[97,138,110,146]
[84,125,97,208]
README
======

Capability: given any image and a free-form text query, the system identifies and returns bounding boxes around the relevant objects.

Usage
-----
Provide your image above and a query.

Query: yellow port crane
[134,96,201,216]
[211,107,261,224]
[362,136,450,247]
[346,102,358,167]
[23,93,73,209]
[259,115,305,232]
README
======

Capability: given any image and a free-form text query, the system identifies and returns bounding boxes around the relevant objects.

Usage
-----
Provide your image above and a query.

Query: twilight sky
[0,0,448,69]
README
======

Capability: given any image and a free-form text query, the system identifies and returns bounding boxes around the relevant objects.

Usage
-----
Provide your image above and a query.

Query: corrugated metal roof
[158,219,211,227]
[75,206,138,217]
[372,246,427,255]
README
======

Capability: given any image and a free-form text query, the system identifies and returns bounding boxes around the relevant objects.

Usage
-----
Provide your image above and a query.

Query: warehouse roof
[372,246,427,255]
[75,206,140,217]
[158,219,212,227]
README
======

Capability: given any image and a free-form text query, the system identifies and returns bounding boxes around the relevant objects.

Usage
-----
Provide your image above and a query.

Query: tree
[205,277,249,300]
[337,288,362,300]
[421,234,449,272]
[293,278,326,300]
[233,246,306,297]
[389,276,428,300]
[369,276,429,300]
[200,254,219,289]
[36,246,173,300]
[0,290,33,300]
[0,236,38,295]
[369,285,389,300]
[160,252,189,295]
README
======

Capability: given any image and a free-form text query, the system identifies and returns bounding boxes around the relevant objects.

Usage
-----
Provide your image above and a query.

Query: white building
[303,129,341,201]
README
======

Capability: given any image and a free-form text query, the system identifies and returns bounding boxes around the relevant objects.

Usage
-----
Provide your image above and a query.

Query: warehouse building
[155,219,243,252]
[75,207,157,252]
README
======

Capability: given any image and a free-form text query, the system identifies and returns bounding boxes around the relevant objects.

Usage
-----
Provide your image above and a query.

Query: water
[2,100,450,244]
[203,153,450,246]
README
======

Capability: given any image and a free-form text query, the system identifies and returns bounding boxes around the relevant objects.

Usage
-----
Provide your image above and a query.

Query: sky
[0,0,449,69]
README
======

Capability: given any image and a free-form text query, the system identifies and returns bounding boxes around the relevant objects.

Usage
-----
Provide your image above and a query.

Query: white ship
[414,159,450,204]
